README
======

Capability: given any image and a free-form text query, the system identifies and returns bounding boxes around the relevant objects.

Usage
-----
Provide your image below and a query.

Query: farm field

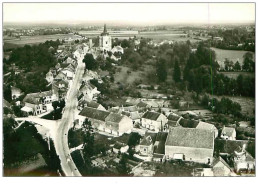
[221,71,255,79]
[211,47,255,65]
[210,95,255,117]
[3,34,82,49]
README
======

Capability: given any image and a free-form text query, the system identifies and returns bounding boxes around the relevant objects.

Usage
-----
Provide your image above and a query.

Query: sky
[3,3,255,25]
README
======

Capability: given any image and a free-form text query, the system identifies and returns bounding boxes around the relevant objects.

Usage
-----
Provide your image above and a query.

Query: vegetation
[3,120,61,176]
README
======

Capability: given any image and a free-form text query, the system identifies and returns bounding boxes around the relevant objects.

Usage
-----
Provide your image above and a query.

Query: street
[54,54,85,176]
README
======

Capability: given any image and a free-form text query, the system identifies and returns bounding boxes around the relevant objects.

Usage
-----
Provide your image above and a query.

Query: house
[212,157,235,176]
[77,107,110,131]
[233,145,255,173]
[196,121,218,138]
[221,126,236,140]
[86,101,106,111]
[121,111,141,124]
[45,71,54,83]
[105,113,133,136]
[52,79,69,100]
[79,82,100,100]
[111,45,124,54]
[63,57,77,65]
[136,133,156,156]
[165,127,214,164]
[126,97,141,106]
[141,111,168,132]
[61,68,74,80]
[136,101,150,112]
[21,91,54,116]
[55,71,68,81]
[167,114,182,127]
[153,132,168,162]
[11,86,23,100]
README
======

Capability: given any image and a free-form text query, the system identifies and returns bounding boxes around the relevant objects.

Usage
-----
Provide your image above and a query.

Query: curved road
[54,54,85,176]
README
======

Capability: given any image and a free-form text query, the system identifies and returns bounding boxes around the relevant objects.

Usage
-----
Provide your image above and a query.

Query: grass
[210,94,255,117]
[221,72,255,79]
[114,64,156,85]
[211,47,255,64]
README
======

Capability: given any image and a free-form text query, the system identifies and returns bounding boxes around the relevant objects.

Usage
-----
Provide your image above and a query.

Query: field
[221,72,255,79]
[114,65,156,85]
[211,47,255,64]
[210,95,255,117]
[3,34,82,49]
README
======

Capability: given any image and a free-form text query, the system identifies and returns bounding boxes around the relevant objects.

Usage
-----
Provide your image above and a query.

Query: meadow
[3,34,82,49]
[211,47,255,64]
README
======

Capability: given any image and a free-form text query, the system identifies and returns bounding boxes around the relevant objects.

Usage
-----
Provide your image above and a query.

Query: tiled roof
[166,127,214,149]
[79,107,110,122]
[105,113,124,123]
[137,101,148,108]
[140,135,154,146]
[3,99,11,108]
[142,111,161,121]
[87,101,101,109]
[196,121,216,130]
[123,106,138,112]
[214,139,249,155]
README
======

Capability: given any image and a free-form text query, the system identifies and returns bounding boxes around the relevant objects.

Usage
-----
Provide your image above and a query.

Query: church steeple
[101,24,109,36]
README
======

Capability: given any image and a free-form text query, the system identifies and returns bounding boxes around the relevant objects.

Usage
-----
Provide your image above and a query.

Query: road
[54,54,85,176]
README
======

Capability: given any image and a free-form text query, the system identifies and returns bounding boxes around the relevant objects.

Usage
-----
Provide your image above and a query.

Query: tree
[234,61,241,71]
[52,101,59,111]
[82,119,94,158]
[117,154,130,176]
[83,53,98,71]
[127,132,141,148]
[156,57,167,82]
[243,52,254,71]
[173,58,181,82]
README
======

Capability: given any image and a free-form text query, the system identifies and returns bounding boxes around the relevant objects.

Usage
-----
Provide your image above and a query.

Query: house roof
[212,156,232,170]
[142,111,161,121]
[222,127,235,137]
[23,91,52,105]
[137,101,148,108]
[79,107,110,122]
[105,113,124,123]
[87,101,101,109]
[123,106,138,112]
[196,121,216,130]
[179,118,199,128]
[165,127,214,149]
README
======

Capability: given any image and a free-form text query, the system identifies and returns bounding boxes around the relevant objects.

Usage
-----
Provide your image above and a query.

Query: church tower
[99,24,112,52]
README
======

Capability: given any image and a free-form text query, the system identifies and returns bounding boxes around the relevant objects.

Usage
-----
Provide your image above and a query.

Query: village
[3,22,255,177]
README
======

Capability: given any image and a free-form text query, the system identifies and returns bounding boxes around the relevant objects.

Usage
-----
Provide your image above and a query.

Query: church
[99,24,112,52]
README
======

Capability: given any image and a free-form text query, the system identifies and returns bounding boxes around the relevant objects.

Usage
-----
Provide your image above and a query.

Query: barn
[165,127,214,164]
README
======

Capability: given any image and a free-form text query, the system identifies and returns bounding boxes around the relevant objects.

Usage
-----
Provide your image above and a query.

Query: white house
[105,113,133,136]
[221,126,236,140]
[111,45,124,54]
[141,111,168,132]
[21,91,54,116]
